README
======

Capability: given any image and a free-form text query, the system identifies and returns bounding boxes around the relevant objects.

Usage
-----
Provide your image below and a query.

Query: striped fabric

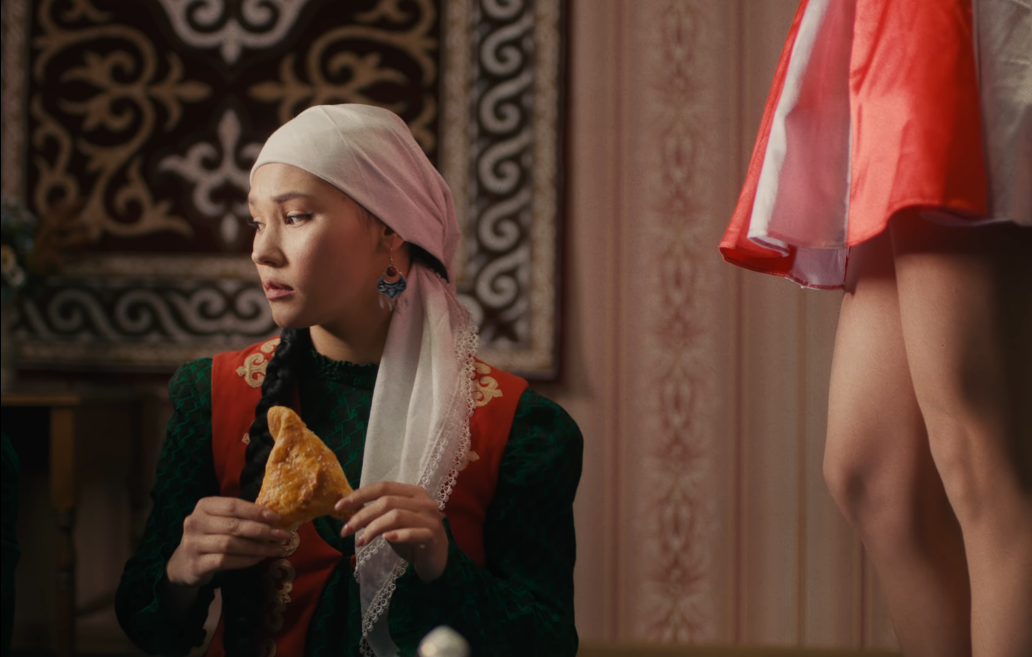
[720,0,1031,289]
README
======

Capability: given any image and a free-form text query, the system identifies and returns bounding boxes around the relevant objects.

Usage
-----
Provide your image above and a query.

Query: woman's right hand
[166,497,290,587]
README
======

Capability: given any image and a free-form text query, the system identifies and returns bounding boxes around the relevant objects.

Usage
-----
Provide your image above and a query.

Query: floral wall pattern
[2,0,564,377]
[564,1,899,648]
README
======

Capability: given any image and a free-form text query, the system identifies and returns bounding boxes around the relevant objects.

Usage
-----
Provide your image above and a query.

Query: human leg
[891,216,1032,657]
[824,228,971,656]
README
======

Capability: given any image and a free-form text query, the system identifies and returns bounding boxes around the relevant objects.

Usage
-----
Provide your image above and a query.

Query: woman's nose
[251,225,283,267]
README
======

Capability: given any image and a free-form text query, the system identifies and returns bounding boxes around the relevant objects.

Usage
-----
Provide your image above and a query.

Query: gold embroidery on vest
[282,530,300,556]
[459,450,480,471]
[236,338,281,388]
[262,557,296,633]
[473,361,503,407]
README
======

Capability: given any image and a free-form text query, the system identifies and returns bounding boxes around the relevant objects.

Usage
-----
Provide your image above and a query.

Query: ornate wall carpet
[1,0,564,378]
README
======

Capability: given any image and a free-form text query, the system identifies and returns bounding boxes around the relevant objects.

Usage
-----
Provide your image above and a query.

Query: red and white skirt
[720,0,1031,289]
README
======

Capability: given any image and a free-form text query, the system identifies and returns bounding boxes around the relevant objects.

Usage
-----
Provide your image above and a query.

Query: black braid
[240,328,309,501]
[223,328,310,657]
[409,243,448,282]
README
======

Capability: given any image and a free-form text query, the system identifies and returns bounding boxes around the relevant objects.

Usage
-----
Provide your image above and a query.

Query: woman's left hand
[337,482,449,583]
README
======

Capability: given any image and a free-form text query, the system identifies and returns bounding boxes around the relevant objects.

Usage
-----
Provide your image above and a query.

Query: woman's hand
[337,482,449,583]
[166,497,291,588]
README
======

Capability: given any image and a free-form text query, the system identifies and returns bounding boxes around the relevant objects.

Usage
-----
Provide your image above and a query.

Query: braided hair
[222,327,311,657]
[409,243,448,282]
[220,246,439,656]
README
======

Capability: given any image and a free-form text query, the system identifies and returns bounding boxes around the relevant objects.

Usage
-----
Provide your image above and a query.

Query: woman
[721,2,1030,656]
[116,104,583,657]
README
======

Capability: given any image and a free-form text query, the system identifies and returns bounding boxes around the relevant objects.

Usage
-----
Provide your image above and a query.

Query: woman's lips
[263,281,294,301]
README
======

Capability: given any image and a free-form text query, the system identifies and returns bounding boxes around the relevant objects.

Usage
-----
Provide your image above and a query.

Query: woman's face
[248,163,389,331]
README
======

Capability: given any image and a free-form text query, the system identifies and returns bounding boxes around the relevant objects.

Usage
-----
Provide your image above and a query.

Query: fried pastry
[256,406,354,529]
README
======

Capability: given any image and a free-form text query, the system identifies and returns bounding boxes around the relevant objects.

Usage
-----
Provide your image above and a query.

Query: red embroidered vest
[204,338,528,656]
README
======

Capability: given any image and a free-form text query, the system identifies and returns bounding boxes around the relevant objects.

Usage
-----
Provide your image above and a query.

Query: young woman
[721,2,1030,656]
[116,104,583,657]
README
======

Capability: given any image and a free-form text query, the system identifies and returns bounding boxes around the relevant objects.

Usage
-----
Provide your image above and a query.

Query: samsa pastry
[256,406,354,529]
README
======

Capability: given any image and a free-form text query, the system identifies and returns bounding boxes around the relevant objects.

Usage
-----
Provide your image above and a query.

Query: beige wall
[538,0,899,649]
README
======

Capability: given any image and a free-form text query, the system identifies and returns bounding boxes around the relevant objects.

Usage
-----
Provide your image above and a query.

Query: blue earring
[377,248,407,311]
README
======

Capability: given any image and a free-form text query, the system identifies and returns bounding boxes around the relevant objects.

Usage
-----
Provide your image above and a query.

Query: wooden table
[2,388,151,657]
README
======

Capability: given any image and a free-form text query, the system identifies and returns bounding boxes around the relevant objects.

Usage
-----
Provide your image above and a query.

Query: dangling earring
[376,248,407,311]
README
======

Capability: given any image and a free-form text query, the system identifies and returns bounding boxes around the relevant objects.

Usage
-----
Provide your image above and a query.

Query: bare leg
[825,228,971,656]
[891,216,1032,657]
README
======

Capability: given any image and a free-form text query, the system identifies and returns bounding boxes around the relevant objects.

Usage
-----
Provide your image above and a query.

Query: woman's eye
[286,213,313,224]
[246,219,262,230]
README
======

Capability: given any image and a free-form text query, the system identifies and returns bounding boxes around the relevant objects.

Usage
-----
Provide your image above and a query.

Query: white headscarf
[251,104,478,657]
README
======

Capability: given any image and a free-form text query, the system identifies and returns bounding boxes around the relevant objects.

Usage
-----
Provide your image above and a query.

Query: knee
[922,413,1006,528]
[822,430,925,547]
[823,439,891,534]
[914,353,1032,523]
[823,446,857,524]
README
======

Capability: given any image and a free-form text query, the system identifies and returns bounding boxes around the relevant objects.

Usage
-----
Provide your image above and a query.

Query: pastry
[256,406,354,528]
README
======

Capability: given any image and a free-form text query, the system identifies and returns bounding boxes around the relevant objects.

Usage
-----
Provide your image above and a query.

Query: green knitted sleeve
[115,358,220,656]
[388,388,584,657]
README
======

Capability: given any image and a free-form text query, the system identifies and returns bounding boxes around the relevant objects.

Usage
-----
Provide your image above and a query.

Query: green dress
[115,350,582,657]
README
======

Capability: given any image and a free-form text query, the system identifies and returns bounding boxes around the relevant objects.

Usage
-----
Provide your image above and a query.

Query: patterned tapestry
[2,0,564,378]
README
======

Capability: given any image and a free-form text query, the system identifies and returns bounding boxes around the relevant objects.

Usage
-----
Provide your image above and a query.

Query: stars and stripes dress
[720,0,1031,289]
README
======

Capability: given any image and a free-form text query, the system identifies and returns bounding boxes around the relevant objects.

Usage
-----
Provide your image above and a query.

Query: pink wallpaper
[561,0,899,649]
